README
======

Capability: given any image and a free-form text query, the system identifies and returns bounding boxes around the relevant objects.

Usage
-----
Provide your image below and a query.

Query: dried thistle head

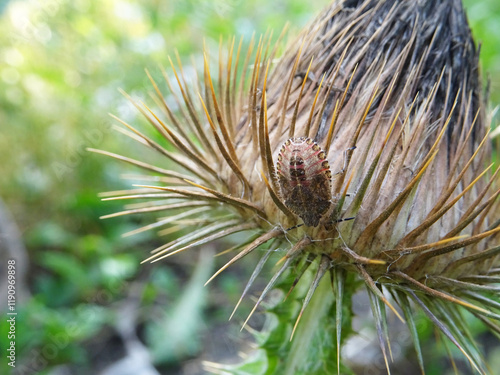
[92,0,500,373]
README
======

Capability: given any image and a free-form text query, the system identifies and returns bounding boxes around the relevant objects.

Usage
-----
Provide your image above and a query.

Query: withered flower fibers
[92,0,500,373]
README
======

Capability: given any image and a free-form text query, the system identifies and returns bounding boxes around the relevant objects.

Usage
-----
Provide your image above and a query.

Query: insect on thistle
[276,137,332,227]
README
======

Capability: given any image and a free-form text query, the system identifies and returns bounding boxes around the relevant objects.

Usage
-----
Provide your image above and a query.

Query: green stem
[283,274,335,375]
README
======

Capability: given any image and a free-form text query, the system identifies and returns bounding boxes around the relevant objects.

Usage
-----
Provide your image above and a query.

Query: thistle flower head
[93,0,500,373]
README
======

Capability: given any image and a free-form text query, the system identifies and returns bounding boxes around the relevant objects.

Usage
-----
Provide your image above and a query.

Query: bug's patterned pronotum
[276,137,332,227]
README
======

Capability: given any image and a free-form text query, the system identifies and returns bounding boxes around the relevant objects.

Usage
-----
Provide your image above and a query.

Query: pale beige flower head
[92,0,500,373]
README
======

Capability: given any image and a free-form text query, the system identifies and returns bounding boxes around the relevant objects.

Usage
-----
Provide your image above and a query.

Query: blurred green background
[0,0,498,374]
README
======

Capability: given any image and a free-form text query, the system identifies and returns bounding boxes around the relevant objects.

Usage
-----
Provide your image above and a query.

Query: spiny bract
[92,0,500,373]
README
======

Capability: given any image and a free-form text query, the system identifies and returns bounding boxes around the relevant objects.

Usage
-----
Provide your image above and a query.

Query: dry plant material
[93,1,500,373]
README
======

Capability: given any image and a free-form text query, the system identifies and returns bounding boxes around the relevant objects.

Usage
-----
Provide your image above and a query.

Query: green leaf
[217,259,356,375]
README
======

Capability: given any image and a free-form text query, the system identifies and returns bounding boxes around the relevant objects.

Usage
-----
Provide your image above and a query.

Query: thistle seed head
[94,0,500,373]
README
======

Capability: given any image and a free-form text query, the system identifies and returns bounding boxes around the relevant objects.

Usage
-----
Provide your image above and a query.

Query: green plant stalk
[283,274,335,375]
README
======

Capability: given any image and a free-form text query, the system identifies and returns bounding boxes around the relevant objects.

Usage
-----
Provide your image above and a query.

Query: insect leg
[286,223,304,232]
[334,216,355,223]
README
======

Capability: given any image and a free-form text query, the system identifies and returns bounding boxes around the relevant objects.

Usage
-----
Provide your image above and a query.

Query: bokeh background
[0,0,499,374]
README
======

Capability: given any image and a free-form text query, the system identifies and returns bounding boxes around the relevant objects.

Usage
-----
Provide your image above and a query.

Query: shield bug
[276,137,332,227]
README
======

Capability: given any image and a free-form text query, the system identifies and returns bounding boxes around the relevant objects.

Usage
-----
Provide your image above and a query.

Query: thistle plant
[91,0,500,373]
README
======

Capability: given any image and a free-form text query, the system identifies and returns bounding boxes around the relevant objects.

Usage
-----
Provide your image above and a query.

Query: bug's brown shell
[276,137,332,227]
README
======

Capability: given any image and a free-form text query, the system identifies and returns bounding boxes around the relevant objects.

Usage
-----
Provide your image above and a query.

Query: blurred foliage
[464,0,500,107]
[0,0,498,374]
